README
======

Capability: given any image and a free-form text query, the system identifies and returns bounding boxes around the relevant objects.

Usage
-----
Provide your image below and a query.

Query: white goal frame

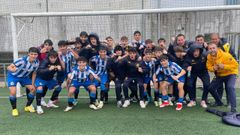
[10,5,240,97]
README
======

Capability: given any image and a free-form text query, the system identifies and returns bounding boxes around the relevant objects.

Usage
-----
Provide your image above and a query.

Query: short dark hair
[120,36,128,41]
[154,46,163,52]
[145,39,153,44]
[80,31,88,37]
[28,47,39,54]
[195,34,204,40]
[58,40,67,47]
[158,38,166,43]
[159,54,168,61]
[128,47,137,53]
[48,50,58,58]
[174,46,184,52]
[176,34,185,39]
[114,45,123,53]
[144,49,152,55]
[44,39,53,46]
[99,45,107,51]
[75,37,81,44]
[77,56,87,63]
[106,36,113,40]
[134,30,141,35]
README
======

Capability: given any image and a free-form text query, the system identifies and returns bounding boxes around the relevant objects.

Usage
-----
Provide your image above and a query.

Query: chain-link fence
[0,0,240,87]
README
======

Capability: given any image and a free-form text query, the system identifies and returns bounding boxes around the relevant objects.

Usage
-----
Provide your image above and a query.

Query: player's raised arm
[7,64,17,72]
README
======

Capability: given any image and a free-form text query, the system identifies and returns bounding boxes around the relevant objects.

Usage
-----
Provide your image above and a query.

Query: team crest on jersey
[10,82,15,85]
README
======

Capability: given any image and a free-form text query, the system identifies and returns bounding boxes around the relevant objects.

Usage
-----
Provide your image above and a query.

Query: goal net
[9,5,240,96]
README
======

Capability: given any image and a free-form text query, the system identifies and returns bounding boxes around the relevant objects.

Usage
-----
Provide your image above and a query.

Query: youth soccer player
[121,47,148,108]
[64,57,101,111]
[90,45,110,108]
[142,49,156,108]
[7,47,39,116]
[131,31,145,56]
[154,55,186,111]
[106,45,126,107]
[35,50,65,114]
[56,40,79,98]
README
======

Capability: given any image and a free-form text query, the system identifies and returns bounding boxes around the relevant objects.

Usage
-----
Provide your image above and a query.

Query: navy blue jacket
[107,55,126,81]
[37,59,61,80]
[183,44,208,74]
[121,56,149,78]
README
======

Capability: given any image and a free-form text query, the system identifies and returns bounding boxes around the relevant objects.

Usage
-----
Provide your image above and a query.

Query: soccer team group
[7,31,239,117]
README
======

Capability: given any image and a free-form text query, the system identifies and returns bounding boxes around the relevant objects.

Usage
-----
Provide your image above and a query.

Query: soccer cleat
[159,101,169,108]
[139,100,146,108]
[64,106,73,112]
[98,101,104,109]
[36,106,44,115]
[24,106,36,113]
[122,100,130,108]
[12,109,19,117]
[117,101,122,108]
[89,104,99,110]
[73,99,78,106]
[154,101,159,107]
[200,101,208,108]
[176,102,183,111]
[187,101,196,107]
[47,100,59,108]
[41,98,48,107]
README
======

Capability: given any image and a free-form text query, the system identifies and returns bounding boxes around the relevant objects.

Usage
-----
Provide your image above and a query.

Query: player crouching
[7,47,39,117]
[35,50,65,114]
[64,57,101,112]
[154,55,186,111]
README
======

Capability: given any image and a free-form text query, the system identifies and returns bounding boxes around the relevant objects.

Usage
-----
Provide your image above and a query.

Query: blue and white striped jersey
[90,55,108,75]
[69,66,96,81]
[155,61,182,76]
[11,56,39,78]
[144,60,155,78]
[59,51,75,73]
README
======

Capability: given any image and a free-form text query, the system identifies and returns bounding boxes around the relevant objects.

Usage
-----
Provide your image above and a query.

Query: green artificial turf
[0,88,239,135]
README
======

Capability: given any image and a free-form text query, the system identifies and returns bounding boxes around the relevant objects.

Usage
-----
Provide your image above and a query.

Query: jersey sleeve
[172,62,182,73]
[13,58,24,67]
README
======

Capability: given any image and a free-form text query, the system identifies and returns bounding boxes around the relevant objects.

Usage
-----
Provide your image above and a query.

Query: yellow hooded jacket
[206,49,238,77]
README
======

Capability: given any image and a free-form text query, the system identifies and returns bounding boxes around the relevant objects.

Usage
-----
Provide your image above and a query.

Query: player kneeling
[154,55,186,111]
[35,50,65,114]
[64,57,101,112]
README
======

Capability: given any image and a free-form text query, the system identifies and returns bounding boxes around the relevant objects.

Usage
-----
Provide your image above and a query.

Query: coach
[207,43,239,112]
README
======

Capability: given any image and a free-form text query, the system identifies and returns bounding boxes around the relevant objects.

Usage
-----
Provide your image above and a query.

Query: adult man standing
[207,43,238,112]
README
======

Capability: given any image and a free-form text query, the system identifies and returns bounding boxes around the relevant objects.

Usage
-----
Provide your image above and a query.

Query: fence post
[3,64,7,87]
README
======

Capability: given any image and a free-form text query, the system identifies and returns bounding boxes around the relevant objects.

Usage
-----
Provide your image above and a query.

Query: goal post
[10,5,240,96]
[10,4,240,60]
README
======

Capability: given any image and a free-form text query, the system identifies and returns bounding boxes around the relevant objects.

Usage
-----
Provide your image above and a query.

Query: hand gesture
[171,75,179,81]
[56,65,62,71]
[138,67,143,73]
[40,47,47,53]
[49,65,55,71]
[187,66,192,72]
[218,64,224,70]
